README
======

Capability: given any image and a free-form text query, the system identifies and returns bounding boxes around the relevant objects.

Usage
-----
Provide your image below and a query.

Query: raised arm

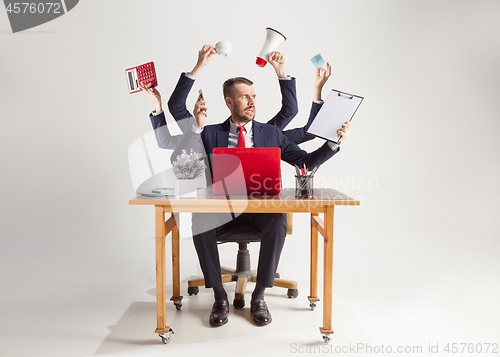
[170,92,212,184]
[189,44,217,77]
[278,62,352,167]
[170,92,208,161]
[265,52,298,129]
[167,45,216,133]
[282,63,333,144]
[140,82,184,150]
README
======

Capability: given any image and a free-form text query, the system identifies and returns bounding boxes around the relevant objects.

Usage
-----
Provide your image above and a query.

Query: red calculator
[125,61,158,94]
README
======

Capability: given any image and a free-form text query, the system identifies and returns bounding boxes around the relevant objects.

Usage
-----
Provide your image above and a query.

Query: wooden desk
[129,188,359,344]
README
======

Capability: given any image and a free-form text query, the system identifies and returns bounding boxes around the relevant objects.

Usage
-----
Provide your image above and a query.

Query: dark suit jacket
[171,118,339,186]
[166,73,315,144]
[149,99,321,152]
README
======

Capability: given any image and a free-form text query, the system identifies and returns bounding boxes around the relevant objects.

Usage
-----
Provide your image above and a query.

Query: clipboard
[306,89,364,144]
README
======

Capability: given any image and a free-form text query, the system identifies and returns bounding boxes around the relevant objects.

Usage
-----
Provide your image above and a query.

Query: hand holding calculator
[125,61,158,94]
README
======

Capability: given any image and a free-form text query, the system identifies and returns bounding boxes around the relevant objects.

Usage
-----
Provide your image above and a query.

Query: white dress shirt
[228,119,254,148]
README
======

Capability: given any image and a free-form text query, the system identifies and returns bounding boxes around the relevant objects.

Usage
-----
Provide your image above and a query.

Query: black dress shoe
[250,299,272,326]
[209,299,229,326]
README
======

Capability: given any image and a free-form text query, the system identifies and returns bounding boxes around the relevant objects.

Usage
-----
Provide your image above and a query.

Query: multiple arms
[142,46,351,155]
[167,45,298,132]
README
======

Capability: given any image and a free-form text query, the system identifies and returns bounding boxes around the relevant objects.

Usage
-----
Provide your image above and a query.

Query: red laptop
[212,148,281,195]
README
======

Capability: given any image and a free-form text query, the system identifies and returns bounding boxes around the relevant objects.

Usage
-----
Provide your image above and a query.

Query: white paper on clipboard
[306,89,363,143]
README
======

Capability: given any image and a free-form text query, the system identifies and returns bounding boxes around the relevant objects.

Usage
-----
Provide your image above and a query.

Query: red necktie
[237,126,245,148]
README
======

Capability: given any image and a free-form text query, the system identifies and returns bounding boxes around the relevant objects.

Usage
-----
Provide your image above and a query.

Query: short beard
[233,109,255,124]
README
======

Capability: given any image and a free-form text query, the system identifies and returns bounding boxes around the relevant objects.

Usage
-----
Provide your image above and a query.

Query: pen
[299,175,310,190]
[299,166,319,192]
[294,165,301,177]
[299,174,314,192]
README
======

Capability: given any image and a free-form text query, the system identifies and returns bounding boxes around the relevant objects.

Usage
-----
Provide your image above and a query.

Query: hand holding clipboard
[337,121,352,144]
[307,89,363,144]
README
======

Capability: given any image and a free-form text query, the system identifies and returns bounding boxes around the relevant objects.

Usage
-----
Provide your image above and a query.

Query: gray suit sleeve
[152,125,183,150]
[149,111,190,150]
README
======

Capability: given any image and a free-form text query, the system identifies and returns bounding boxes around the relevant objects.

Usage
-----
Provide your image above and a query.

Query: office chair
[187,213,298,308]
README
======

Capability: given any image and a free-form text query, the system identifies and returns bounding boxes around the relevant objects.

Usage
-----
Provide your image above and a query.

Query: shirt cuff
[278,76,292,81]
[184,72,196,80]
[327,142,339,151]
[313,100,324,104]
[151,110,163,116]
[191,124,203,133]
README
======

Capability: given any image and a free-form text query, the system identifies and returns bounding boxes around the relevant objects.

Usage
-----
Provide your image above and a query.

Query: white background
[1,1,499,356]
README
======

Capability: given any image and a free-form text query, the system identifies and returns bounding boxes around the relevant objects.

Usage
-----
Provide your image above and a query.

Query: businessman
[169,66,351,328]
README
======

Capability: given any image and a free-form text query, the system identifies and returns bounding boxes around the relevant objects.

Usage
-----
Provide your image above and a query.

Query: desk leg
[320,206,334,341]
[170,213,183,309]
[154,206,171,337]
[308,213,320,310]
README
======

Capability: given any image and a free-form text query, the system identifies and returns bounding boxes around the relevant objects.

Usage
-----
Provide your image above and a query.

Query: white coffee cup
[215,41,232,57]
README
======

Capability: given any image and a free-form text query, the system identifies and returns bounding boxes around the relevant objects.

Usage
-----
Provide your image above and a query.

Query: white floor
[2,252,499,357]
[2,212,499,357]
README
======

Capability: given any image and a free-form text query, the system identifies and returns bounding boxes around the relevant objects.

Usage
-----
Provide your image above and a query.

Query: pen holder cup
[295,175,314,198]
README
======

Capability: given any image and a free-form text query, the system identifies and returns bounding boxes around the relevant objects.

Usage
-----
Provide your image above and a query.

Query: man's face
[226,83,256,124]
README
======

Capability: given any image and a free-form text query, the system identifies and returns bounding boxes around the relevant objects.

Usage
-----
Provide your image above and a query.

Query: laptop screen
[212,148,281,195]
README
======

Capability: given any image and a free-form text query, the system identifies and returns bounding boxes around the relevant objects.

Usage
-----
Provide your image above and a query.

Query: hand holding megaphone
[256,27,287,67]
[268,51,288,78]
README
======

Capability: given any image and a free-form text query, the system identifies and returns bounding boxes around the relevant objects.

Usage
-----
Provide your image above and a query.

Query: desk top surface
[129,188,359,213]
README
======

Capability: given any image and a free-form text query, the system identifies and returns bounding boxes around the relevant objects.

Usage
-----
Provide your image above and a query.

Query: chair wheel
[174,301,182,310]
[160,333,171,344]
[274,272,280,279]
[233,298,245,309]
[188,286,199,295]
[310,301,316,311]
[287,288,298,298]
[159,329,174,344]
[322,334,332,345]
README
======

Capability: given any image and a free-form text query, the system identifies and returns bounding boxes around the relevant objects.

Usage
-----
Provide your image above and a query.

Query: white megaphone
[256,27,287,67]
